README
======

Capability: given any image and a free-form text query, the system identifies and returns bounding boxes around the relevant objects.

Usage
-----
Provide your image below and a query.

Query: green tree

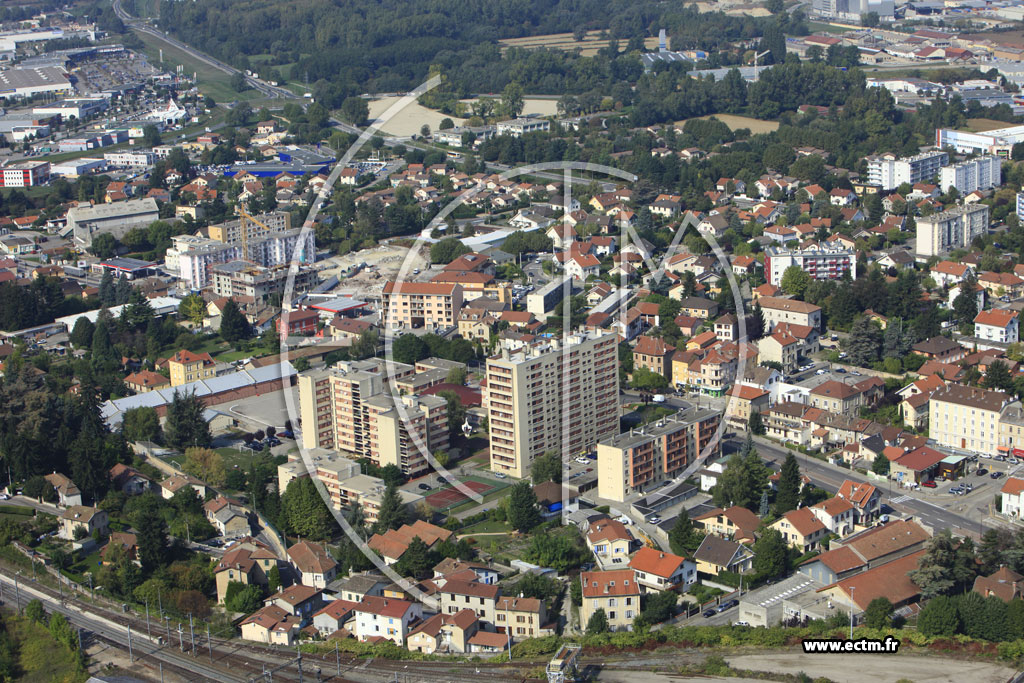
[872,453,890,475]
[164,390,212,450]
[219,299,251,342]
[70,317,95,349]
[909,529,978,598]
[780,266,812,298]
[267,564,281,593]
[225,581,264,612]
[178,293,206,325]
[429,237,472,264]
[845,316,882,367]
[446,366,467,386]
[586,607,609,634]
[918,595,960,636]
[500,82,525,118]
[281,477,334,540]
[863,597,893,629]
[668,509,705,556]
[953,274,979,333]
[395,536,435,578]
[531,452,562,484]
[374,483,408,533]
[24,599,45,623]
[507,481,542,532]
[339,96,370,127]
[121,406,162,443]
[712,441,769,511]
[752,528,789,581]
[135,502,169,572]
[748,410,765,436]
[983,360,1013,392]
[391,334,429,364]
[182,447,226,486]
[774,452,801,515]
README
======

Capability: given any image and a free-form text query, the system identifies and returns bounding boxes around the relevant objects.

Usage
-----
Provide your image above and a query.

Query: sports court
[423,477,504,510]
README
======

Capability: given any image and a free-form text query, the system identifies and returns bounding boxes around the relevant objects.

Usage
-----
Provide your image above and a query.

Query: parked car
[834,368,846,374]
[921,480,937,488]
[735,621,750,627]
[703,609,716,618]
[278,430,294,439]
[991,471,1005,479]
[979,453,992,459]
[494,472,506,479]
[977,468,988,476]
[418,483,431,491]
[717,599,739,612]
[995,455,1007,462]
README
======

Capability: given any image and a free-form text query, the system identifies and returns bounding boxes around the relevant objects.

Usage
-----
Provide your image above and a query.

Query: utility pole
[14,573,21,613]
[207,623,213,664]
[77,628,82,652]
[164,616,171,644]
[849,586,856,640]
[188,613,195,654]
[159,663,164,683]
[335,640,340,677]
[146,599,151,640]
[297,644,303,683]
[128,624,134,663]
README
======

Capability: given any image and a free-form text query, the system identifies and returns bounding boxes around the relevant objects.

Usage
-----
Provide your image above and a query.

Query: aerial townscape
[12,0,1024,682]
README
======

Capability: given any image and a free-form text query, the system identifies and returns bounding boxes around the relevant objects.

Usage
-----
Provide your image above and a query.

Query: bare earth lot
[677,114,780,134]
[725,653,1016,683]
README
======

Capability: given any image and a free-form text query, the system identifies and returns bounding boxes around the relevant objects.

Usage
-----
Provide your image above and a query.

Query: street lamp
[849,586,856,640]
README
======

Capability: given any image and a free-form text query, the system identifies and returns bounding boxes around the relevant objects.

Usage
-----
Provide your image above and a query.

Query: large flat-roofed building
[596,408,719,502]
[166,225,314,290]
[0,66,72,98]
[496,118,550,137]
[865,151,947,191]
[526,275,575,321]
[0,161,48,187]
[765,243,855,287]
[297,359,449,476]
[69,197,160,246]
[381,281,463,331]
[915,204,989,257]
[485,331,619,479]
[937,125,1024,157]
[33,97,108,120]
[939,156,1001,195]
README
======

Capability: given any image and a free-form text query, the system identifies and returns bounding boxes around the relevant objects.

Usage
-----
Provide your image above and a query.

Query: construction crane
[238,206,272,262]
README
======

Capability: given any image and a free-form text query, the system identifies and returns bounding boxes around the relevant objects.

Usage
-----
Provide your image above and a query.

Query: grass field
[460,519,511,534]
[965,118,1013,133]
[7,615,88,683]
[131,29,261,104]
[166,446,255,472]
[678,113,780,134]
[499,30,659,57]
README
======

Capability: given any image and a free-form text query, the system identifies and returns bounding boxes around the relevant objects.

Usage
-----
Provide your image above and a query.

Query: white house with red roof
[835,480,881,525]
[628,547,696,592]
[975,308,1019,344]
[1001,477,1024,519]
[810,496,856,536]
[353,596,423,646]
[930,260,973,288]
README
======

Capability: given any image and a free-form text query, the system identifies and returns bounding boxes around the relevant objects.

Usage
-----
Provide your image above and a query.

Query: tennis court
[424,478,501,510]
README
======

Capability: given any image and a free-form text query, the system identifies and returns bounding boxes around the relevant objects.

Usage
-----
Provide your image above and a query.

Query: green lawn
[214,349,252,363]
[167,446,257,472]
[460,519,511,534]
[63,549,103,585]
[131,29,262,103]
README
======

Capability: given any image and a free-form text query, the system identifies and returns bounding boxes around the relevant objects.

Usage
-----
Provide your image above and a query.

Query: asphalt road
[740,437,991,539]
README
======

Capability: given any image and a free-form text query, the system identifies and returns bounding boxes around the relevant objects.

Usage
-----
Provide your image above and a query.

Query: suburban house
[973,566,1024,602]
[354,596,423,646]
[59,505,109,540]
[810,497,856,536]
[438,578,499,624]
[312,599,359,637]
[109,464,152,496]
[264,584,324,621]
[694,506,761,544]
[693,535,755,576]
[975,309,1019,344]
[204,496,250,537]
[240,605,300,645]
[835,480,881,525]
[407,609,480,654]
[628,547,697,591]
[214,538,280,603]
[586,519,635,567]
[288,540,339,590]
[1001,477,1024,519]
[43,473,82,507]
[771,508,827,552]
[494,595,550,639]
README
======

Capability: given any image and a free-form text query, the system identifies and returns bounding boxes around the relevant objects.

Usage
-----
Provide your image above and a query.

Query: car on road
[979,453,992,459]
[834,368,846,374]
[0,494,9,501]
[991,471,1005,479]
[815,369,827,375]
[995,455,1007,462]
[921,480,937,488]
[977,468,988,476]
[950,486,963,495]
[494,472,506,479]
[418,483,431,491]
[735,621,750,627]
[703,609,717,618]
[647,516,661,524]
[652,394,666,403]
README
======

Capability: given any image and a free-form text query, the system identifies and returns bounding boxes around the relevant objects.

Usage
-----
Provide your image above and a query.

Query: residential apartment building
[210,261,318,303]
[167,227,314,290]
[494,596,548,639]
[596,408,719,502]
[382,281,463,331]
[866,151,947,191]
[757,296,823,331]
[939,156,1001,194]
[298,360,449,476]
[915,204,989,257]
[207,211,291,245]
[496,118,551,137]
[353,597,423,646]
[485,331,619,479]
[439,579,499,624]
[168,350,216,386]
[580,569,641,632]
[930,384,1011,456]
[629,547,696,592]
[765,243,856,287]
[632,335,675,378]
[771,507,827,552]
[975,309,1019,344]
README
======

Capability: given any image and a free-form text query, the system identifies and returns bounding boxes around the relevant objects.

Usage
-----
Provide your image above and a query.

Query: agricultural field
[965,118,1014,133]
[677,114,780,134]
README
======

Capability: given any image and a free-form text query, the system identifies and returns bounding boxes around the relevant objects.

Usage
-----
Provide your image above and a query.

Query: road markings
[889,495,911,504]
